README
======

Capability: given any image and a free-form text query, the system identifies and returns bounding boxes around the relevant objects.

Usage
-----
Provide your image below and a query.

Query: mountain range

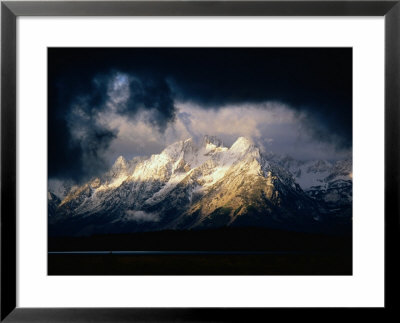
[49,136,352,236]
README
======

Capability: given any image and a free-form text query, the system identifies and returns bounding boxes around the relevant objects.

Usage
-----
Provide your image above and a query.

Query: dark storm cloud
[48,48,352,182]
[65,94,118,180]
[88,72,176,132]
[125,76,176,132]
[167,48,352,150]
[48,60,176,182]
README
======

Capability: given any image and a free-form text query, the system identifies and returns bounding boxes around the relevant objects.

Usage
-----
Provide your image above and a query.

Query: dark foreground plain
[48,227,352,275]
[48,252,352,275]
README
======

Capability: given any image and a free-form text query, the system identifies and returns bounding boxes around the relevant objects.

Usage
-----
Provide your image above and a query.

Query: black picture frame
[1,0,399,321]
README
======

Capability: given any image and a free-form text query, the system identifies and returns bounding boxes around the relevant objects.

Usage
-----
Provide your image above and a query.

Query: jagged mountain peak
[111,155,128,169]
[106,155,130,182]
[48,191,57,201]
[306,159,332,173]
[230,136,254,151]
[229,137,260,161]
[159,137,197,160]
[49,135,352,236]
[202,135,224,148]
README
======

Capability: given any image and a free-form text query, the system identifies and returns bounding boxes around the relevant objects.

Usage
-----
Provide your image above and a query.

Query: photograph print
[48,48,352,275]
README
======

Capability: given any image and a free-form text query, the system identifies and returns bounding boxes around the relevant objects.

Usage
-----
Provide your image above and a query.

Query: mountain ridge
[49,135,352,236]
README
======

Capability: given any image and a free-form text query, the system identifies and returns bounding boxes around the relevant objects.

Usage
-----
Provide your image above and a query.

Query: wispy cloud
[124,210,160,222]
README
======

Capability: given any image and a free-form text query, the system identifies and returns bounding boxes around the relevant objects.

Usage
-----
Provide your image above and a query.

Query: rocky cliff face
[49,136,352,236]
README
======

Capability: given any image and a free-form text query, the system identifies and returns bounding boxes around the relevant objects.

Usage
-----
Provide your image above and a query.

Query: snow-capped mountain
[49,136,352,236]
[268,155,352,210]
[48,191,61,218]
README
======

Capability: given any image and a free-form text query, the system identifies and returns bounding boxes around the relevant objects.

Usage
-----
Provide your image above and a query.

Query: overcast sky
[48,48,352,183]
